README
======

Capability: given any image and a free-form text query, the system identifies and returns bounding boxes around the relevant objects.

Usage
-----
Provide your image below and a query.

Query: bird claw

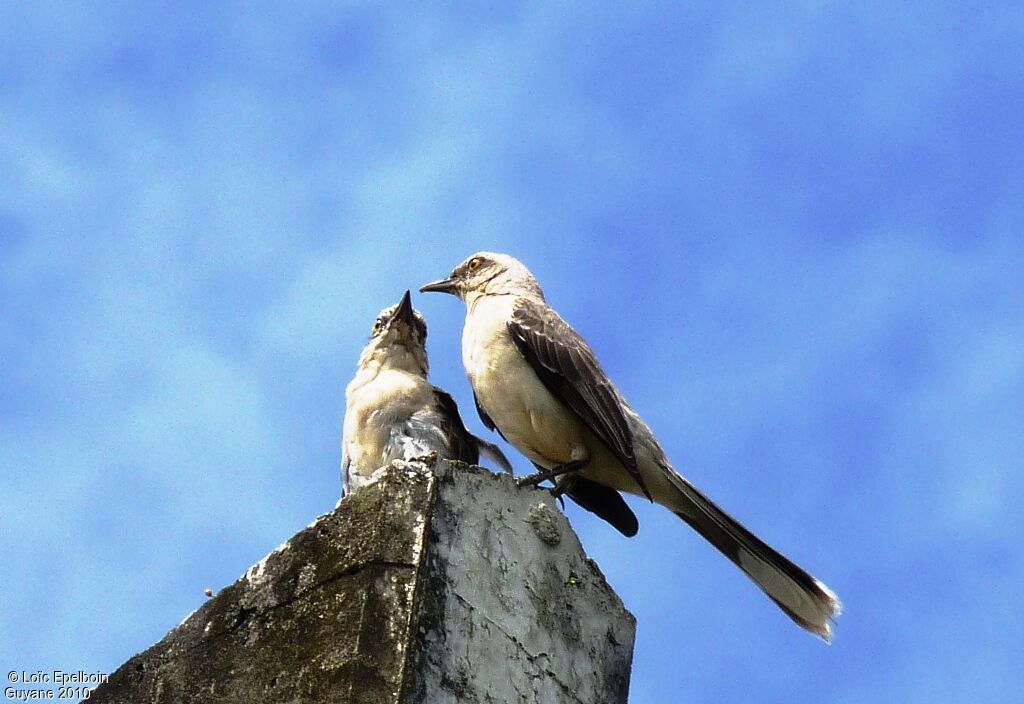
[549,482,567,508]
[515,460,585,489]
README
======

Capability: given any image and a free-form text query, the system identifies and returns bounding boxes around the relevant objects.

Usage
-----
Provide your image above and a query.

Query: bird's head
[420,252,543,303]
[360,290,429,374]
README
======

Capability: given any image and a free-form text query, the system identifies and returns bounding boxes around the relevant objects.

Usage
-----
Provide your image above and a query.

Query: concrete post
[89,459,636,703]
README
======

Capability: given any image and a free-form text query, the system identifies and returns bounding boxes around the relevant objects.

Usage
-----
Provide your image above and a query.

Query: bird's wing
[507,297,650,500]
[473,390,496,432]
[430,387,480,465]
[434,387,514,473]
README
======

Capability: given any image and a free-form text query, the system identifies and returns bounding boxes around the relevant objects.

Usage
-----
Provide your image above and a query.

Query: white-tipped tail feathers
[663,464,842,641]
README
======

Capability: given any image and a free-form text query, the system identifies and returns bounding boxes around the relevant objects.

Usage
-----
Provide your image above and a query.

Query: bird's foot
[515,460,584,489]
[551,488,566,509]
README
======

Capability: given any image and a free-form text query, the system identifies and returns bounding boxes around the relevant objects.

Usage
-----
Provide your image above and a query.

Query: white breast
[344,368,434,475]
[462,296,586,468]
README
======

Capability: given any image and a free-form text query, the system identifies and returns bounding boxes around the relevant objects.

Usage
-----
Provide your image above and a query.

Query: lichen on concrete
[89,459,635,704]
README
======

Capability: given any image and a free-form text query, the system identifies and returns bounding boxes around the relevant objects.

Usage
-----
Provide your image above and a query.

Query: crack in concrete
[445,590,588,704]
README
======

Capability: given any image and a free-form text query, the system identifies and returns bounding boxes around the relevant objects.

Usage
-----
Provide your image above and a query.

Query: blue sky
[2,2,1022,702]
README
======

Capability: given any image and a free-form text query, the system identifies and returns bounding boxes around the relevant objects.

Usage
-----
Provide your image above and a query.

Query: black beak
[385,288,411,327]
[419,277,458,295]
[390,290,416,325]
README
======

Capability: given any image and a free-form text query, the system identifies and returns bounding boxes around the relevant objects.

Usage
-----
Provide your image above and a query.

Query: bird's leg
[524,462,570,506]
[515,460,585,488]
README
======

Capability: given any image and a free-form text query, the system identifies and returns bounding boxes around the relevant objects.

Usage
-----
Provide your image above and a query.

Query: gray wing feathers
[433,387,512,473]
[388,415,450,460]
[507,298,651,499]
[431,387,480,465]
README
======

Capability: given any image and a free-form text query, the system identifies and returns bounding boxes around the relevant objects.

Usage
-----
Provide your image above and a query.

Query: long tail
[660,463,842,641]
[474,435,514,474]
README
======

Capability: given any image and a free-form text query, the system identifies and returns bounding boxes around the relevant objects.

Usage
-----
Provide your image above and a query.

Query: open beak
[419,277,458,295]
[390,290,416,325]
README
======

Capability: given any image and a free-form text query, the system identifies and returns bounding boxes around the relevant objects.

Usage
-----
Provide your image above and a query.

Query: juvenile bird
[421,253,841,640]
[341,290,511,495]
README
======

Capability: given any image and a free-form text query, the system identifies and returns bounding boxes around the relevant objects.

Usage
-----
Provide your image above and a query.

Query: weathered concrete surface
[89,459,635,704]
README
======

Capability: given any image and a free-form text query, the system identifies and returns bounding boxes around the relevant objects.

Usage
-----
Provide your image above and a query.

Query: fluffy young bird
[341,290,511,495]
[422,253,841,641]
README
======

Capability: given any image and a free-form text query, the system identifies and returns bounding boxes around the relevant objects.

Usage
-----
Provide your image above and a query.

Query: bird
[420,253,841,640]
[341,290,512,495]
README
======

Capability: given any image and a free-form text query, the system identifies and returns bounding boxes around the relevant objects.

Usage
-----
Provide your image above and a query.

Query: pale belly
[345,389,399,473]
[462,301,584,468]
[473,348,648,495]
[479,350,584,467]
[461,296,646,496]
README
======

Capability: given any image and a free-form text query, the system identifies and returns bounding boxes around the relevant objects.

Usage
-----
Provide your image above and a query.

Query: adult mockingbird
[341,290,511,495]
[421,253,841,640]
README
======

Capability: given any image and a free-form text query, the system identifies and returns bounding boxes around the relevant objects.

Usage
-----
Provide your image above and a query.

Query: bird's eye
[468,257,483,271]
[372,319,384,334]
